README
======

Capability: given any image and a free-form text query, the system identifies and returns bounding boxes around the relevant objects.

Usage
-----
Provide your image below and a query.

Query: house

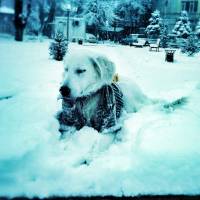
[55,17,86,42]
[0,0,14,34]
[152,0,200,30]
[0,0,31,35]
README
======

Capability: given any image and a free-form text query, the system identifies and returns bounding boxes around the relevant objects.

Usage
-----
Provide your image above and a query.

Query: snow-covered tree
[101,1,116,26]
[84,0,106,36]
[26,5,40,36]
[114,0,144,34]
[145,10,163,39]
[49,31,68,61]
[195,19,200,39]
[25,0,58,38]
[181,34,199,56]
[42,0,56,37]
[172,11,192,39]
[70,0,86,16]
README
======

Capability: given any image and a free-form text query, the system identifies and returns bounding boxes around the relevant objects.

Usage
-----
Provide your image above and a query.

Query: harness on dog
[58,83,123,133]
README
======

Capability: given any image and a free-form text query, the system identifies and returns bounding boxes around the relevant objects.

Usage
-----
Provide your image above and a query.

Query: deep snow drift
[0,37,200,197]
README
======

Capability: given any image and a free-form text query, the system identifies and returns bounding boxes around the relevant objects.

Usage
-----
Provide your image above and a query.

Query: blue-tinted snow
[0,37,200,197]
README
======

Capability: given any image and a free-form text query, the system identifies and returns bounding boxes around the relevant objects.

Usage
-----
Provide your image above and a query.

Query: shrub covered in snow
[49,31,67,61]
[195,19,200,39]
[181,34,200,56]
[145,10,163,39]
[172,11,192,39]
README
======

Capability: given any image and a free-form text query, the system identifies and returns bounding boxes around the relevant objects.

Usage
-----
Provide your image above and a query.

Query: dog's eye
[76,69,86,74]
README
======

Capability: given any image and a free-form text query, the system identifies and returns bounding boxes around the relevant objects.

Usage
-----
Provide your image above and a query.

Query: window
[72,20,80,27]
[182,0,198,12]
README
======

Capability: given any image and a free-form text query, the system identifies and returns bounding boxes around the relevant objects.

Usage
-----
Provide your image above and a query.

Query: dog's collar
[77,86,103,101]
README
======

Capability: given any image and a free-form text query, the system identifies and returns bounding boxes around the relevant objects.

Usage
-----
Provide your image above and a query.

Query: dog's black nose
[60,86,71,97]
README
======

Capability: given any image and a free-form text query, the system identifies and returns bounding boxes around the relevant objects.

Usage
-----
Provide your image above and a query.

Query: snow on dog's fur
[57,49,152,134]
[58,49,187,134]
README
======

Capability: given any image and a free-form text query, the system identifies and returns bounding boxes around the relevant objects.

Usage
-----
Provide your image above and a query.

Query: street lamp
[62,3,71,43]
[105,20,109,40]
[62,3,77,43]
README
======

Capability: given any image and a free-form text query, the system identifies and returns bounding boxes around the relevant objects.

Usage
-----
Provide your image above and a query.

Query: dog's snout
[60,86,71,97]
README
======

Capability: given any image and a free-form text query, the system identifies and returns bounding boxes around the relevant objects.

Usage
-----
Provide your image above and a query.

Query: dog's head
[60,49,116,99]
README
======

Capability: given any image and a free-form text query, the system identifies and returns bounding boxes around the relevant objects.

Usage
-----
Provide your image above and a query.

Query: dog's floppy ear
[95,56,116,84]
[89,57,102,79]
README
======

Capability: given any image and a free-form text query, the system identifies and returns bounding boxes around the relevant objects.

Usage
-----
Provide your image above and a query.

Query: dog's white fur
[62,50,115,98]
[59,49,188,135]
[61,49,151,114]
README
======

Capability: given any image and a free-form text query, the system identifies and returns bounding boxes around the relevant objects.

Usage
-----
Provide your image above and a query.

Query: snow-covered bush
[181,34,199,56]
[195,19,200,39]
[172,11,192,39]
[145,10,163,39]
[49,31,67,61]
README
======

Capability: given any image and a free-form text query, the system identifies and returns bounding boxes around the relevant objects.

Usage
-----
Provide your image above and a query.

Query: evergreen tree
[145,10,163,39]
[181,34,199,56]
[195,19,200,39]
[160,24,169,48]
[172,11,192,38]
[49,31,68,61]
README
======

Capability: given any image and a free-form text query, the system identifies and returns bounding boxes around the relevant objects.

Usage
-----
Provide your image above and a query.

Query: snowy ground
[0,37,200,197]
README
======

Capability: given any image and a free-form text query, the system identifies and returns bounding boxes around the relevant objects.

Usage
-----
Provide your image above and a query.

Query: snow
[0,37,200,197]
[0,6,14,14]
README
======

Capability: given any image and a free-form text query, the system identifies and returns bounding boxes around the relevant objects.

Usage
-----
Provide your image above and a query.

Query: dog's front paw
[59,124,77,138]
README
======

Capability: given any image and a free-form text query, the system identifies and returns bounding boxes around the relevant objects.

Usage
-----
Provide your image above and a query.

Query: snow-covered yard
[0,37,200,197]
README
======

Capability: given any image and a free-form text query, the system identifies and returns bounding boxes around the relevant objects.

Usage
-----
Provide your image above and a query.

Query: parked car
[86,33,98,43]
[120,34,138,46]
[71,37,84,44]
